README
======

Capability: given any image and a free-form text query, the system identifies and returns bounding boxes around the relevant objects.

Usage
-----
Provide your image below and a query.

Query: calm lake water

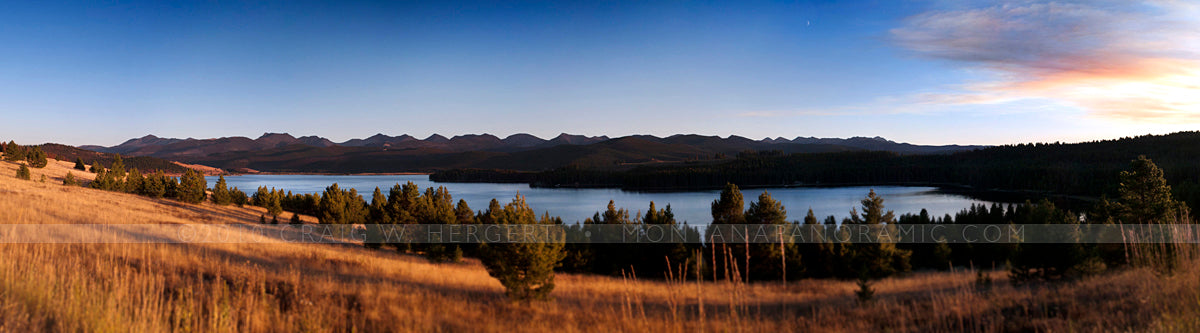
[207,175,995,225]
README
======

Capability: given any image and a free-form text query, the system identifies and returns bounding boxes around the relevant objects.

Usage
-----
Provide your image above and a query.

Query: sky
[0,0,1197,146]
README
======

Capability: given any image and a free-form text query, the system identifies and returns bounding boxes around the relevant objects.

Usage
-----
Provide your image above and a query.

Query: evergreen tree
[230,187,249,207]
[142,171,168,198]
[1009,200,1092,282]
[63,171,78,186]
[175,169,207,204]
[705,183,746,280]
[318,183,363,223]
[710,183,745,225]
[1118,155,1184,225]
[419,186,461,263]
[74,158,86,171]
[290,212,302,225]
[847,190,912,279]
[365,187,389,248]
[743,191,796,282]
[1115,156,1186,272]
[454,199,475,224]
[90,166,112,190]
[107,155,126,191]
[25,146,47,168]
[15,164,31,180]
[89,161,102,174]
[478,195,566,301]
[252,186,271,207]
[125,168,144,194]
[210,175,232,205]
[387,182,421,225]
[3,141,25,162]
[267,189,284,217]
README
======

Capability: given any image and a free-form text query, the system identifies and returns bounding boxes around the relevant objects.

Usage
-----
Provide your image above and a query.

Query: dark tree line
[3,141,48,168]
[84,154,231,205]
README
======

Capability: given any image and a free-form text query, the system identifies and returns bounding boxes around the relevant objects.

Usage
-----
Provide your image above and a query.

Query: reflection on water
[208,175,996,225]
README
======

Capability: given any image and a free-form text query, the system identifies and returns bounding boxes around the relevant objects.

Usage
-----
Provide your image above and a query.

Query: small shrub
[855,275,875,305]
[63,172,78,186]
[16,164,31,180]
[974,270,993,292]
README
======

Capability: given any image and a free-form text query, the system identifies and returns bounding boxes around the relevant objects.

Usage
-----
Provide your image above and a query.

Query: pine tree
[25,146,48,168]
[318,184,346,223]
[1115,156,1186,272]
[710,183,745,225]
[290,212,302,225]
[848,190,912,279]
[175,169,207,204]
[1118,155,1184,225]
[89,161,102,174]
[454,199,475,224]
[478,195,566,301]
[16,164,31,180]
[230,187,248,207]
[142,171,168,198]
[90,166,112,190]
[210,175,232,205]
[267,189,284,217]
[125,168,144,194]
[1009,200,1090,282]
[420,186,461,263]
[108,155,126,191]
[744,191,795,282]
[365,187,389,248]
[74,158,86,171]
[3,141,25,162]
[63,172,78,186]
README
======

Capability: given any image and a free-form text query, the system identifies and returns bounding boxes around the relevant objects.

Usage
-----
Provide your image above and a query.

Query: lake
[207,175,996,225]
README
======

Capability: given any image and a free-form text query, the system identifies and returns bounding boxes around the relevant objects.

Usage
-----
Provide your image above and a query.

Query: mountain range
[78,133,986,173]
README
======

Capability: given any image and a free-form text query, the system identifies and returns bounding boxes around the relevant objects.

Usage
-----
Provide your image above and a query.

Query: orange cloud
[892,1,1200,121]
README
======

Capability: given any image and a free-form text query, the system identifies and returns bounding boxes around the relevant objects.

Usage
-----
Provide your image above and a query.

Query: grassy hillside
[2,157,1200,331]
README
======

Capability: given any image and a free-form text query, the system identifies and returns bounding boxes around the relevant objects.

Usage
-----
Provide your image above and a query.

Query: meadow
[2,158,1199,332]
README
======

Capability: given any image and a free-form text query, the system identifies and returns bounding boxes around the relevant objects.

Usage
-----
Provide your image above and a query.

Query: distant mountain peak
[259,132,295,138]
[424,134,450,142]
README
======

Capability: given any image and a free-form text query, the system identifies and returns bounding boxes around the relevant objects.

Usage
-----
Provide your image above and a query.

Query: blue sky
[1,1,1197,146]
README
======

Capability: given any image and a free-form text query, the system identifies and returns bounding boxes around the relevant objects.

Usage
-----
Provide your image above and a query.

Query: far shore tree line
[5,143,1192,302]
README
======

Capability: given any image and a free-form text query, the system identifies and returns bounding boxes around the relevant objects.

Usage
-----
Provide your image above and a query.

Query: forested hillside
[434,132,1200,211]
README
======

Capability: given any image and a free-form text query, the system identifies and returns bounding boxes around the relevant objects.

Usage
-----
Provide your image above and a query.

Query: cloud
[891,0,1200,121]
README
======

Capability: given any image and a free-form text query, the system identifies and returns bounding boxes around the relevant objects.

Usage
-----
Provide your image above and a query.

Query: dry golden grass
[1,157,1199,332]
